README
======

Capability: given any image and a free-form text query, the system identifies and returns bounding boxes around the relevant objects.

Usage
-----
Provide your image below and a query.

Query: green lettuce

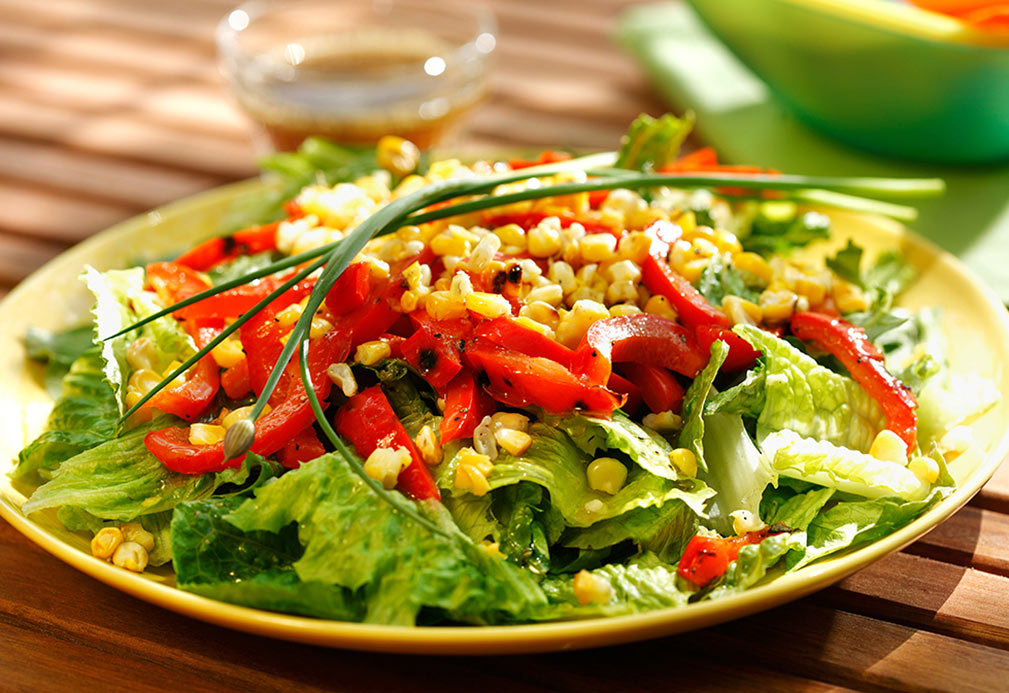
[563,499,697,563]
[225,452,547,625]
[492,483,565,575]
[696,253,760,307]
[678,339,730,472]
[738,201,831,256]
[615,112,693,171]
[705,361,766,418]
[704,530,805,600]
[24,324,95,397]
[917,370,1000,448]
[555,411,681,480]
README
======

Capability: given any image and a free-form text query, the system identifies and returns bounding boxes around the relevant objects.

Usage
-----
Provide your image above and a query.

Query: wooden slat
[913,504,1009,577]
[975,461,1009,513]
[0,231,69,287]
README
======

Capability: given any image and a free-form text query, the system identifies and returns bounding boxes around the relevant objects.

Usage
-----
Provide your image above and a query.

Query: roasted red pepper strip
[641,221,731,329]
[146,261,211,304]
[176,271,305,322]
[791,312,918,449]
[464,338,623,415]
[335,385,441,500]
[507,149,572,170]
[143,321,221,421]
[401,313,473,391]
[324,262,372,317]
[616,363,684,414]
[677,528,778,587]
[474,317,574,368]
[483,209,618,237]
[695,324,761,373]
[607,372,643,415]
[276,425,327,469]
[440,371,496,444]
[174,222,279,271]
[572,314,708,386]
[240,280,317,397]
[220,356,251,400]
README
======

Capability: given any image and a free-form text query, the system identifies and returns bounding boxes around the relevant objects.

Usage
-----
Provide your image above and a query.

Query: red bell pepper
[220,357,251,400]
[239,280,317,397]
[143,321,221,422]
[616,363,684,414]
[174,222,279,271]
[463,338,623,415]
[175,271,308,322]
[695,324,761,373]
[276,425,327,469]
[440,371,495,443]
[335,385,441,500]
[607,372,643,415]
[677,529,777,587]
[791,312,918,450]
[145,262,211,304]
[483,209,618,237]
[571,314,708,386]
[324,262,372,317]
[474,317,574,368]
[507,150,572,170]
[401,313,473,391]
[641,221,731,329]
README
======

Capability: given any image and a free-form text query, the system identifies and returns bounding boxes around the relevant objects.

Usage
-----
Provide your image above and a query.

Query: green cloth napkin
[618,2,1009,302]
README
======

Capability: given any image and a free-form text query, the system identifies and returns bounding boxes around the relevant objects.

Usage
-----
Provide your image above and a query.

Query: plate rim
[2,179,1008,655]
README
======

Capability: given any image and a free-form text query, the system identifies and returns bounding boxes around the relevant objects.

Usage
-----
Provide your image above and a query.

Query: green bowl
[685,0,1009,164]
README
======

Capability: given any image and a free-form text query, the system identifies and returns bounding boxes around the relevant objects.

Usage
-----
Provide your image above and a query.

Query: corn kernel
[607,259,642,284]
[415,425,442,466]
[556,299,609,348]
[455,446,494,496]
[364,446,412,489]
[908,455,940,484]
[573,570,613,606]
[494,428,533,457]
[425,290,468,320]
[356,340,392,366]
[680,258,709,283]
[869,429,909,465]
[400,289,426,313]
[120,522,156,553]
[377,135,420,177]
[126,337,157,371]
[644,295,678,321]
[759,289,799,323]
[526,284,564,306]
[609,303,642,317]
[222,404,270,430]
[618,232,652,265]
[274,303,304,328]
[91,527,124,560]
[494,223,526,247]
[722,295,763,326]
[473,416,498,460]
[549,261,577,294]
[404,261,432,292]
[128,368,161,394]
[733,252,773,284]
[480,540,506,560]
[449,271,474,301]
[189,423,226,446]
[643,410,683,431]
[490,412,530,432]
[470,233,502,272]
[310,316,333,338]
[430,226,475,257]
[792,274,828,306]
[211,337,245,369]
[112,541,149,573]
[691,237,719,259]
[528,221,564,257]
[575,263,598,285]
[514,316,555,339]
[669,448,698,477]
[834,280,870,314]
[519,300,560,330]
[586,457,628,494]
[730,510,764,536]
[605,280,638,305]
[465,292,512,319]
[714,229,743,254]
[580,233,618,262]
[327,362,358,397]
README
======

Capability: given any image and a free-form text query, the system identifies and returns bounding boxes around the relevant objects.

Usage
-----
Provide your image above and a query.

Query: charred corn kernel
[473,416,498,460]
[91,527,124,560]
[940,425,973,454]
[644,295,678,321]
[455,447,494,496]
[480,540,506,560]
[494,428,533,457]
[365,256,391,280]
[722,295,763,326]
[714,229,743,254]
[310,316,333,338]
[490,412,530,432]
[580,233,618,262]
[730,510,765,536]
[759,289,799,322]
[221,404,270,430]
[356,339,392,366]
[605,280,638,305]
[120,522,155,552]
[528,222,564,257]
[211,337,245,369]
[733,251,773,284]
[275,303,304,328]
[128,368,161,394]
[519,300,560,330]
[514,316,555,339]
[680,258,709,283]
[364,446,412,489]
[548,261,577,294]
[404,261,432,292]
[669,447,698,478]
[869,429,909,464]
[189,423,226,446]
[526,284,564,306]
[377,135,420,177]
[586,457,628,495]
[327,363,358,397]
[126,337,157,371]
[643,410,683,431]
[607,259,642,284]
[425,290,468,320]
[833,280,869,314]
[556,299,609,348]
[908,455,940,484]
[609,303,642,317]
[465,292,512,319]
[618,232,652,265]
[573,570,613,606]
[470,233,502,272]
[415,425,442,466]
[691,237,719,259]
[450,271,474,300]
[494,223,526,247]
[112,541,149,573]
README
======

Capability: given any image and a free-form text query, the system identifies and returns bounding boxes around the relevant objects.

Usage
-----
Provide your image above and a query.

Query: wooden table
[2,1,1008,690]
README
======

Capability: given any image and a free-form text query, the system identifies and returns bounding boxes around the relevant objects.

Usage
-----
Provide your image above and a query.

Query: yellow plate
[2,179,1008,654]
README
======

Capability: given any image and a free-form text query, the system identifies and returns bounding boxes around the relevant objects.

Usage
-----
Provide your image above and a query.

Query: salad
[12,115,1000,626]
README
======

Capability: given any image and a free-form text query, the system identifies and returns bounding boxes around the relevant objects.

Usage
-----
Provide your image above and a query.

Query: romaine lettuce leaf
[760,483,836,532]
[917,370,1000,448]
[734,325,886,453]
[705,361,766,418]
[24,324,95,397]
[615,112,692,171]
[696,253,760,307]
[225,452,548,625]
[14,348,118,479]
[555,411,681,480]
[563,498,697,564]
[678,339,730,472]
[704,530,805,600]
[492,482,564,575]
